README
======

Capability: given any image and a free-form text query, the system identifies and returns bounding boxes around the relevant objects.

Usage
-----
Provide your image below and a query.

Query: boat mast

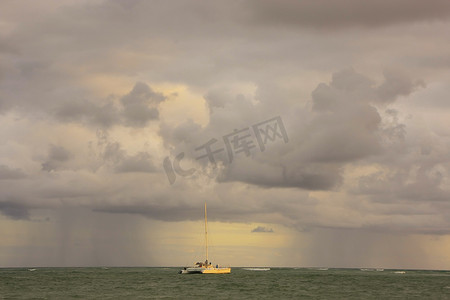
[204,202,208,263]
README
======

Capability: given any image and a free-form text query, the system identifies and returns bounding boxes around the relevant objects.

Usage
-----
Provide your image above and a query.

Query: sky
[1,0,450,269]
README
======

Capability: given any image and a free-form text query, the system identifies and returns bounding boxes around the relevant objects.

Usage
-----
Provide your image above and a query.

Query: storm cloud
[252,226,274,233]
[246,0,450,29]
[1,0,450,268]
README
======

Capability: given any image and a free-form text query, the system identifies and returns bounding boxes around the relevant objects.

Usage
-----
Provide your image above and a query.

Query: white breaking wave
[242,268,270,271]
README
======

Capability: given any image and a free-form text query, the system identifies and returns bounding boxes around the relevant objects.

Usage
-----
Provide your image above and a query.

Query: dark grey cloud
[218,159,343,191]
[53,82,164,128]
[0,165,26,180]
[246,0,450,29]
[55,99,119,128]
[100,141,125,165]
[312,68,424,111]
[87,178,312,226]
[0,200,30,220]
[376,70,426,103]
[120,82,165,127]
[90,131,157,174]
[48,145,70,162]
[170,69,422,191]
[251,226,274,233]
[115,152,157,173]
[0,0,439,120]
[93,203,199,222]
[355,163,450,204]
[42,145,71,172]
[1,65,433,234]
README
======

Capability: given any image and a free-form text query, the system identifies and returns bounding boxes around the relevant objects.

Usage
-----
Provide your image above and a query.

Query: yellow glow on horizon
[145,220,294,266]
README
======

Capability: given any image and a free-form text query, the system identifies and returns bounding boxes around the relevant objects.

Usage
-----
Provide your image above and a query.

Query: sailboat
[179,202,231,274]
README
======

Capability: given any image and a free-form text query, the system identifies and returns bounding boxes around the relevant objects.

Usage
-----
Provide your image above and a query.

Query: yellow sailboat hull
[180,266,231,274]
[202,267,231,274]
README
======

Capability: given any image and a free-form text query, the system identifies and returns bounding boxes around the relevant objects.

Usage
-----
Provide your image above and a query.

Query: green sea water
[1,267,450,299]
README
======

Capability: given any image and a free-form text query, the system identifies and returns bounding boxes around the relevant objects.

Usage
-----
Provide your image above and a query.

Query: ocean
[1,267,450,299]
